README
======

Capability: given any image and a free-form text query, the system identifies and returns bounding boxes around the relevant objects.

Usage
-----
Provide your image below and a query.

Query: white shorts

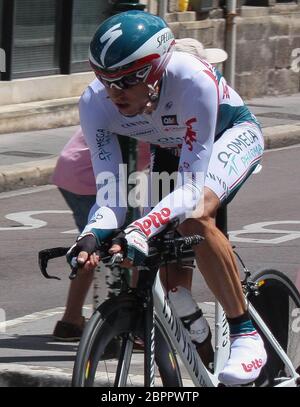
[205,122,264,204]
[149,122,264,212]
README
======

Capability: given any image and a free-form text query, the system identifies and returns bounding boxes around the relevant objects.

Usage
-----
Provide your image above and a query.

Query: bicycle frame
[153,273,220,387]
[151,272,300,387]
[248,302,299,387]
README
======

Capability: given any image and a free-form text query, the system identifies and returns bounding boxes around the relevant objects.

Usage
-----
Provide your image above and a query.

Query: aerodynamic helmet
[89,10,175,88]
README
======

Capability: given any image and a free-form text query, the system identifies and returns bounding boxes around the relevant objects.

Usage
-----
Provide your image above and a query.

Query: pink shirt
[51,128,96,195]
[52,127,150,196]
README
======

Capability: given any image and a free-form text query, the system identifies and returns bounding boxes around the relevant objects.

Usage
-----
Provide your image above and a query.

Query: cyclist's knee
[179,216,213,238]
[178,187,220,236]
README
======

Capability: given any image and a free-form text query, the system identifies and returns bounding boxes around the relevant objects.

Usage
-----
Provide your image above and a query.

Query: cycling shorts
[152,122,264,206]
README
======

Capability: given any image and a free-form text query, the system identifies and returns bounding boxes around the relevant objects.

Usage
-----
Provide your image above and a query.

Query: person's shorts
[152,122,264,206]
[59,188,96,233]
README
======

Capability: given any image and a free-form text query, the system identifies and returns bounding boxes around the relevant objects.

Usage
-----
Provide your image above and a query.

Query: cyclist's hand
[66,233,100,272]
[110,226,148,267]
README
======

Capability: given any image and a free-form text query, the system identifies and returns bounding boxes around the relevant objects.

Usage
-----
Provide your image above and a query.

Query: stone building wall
[148,2,300,98]
[235,6,300,98]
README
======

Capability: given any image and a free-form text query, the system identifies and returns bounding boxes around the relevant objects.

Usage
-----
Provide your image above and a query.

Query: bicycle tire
[247,269,300,386]
[72,292,183,387]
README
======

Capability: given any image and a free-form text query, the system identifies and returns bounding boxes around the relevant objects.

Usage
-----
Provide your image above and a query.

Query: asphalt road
[0,144,299,321]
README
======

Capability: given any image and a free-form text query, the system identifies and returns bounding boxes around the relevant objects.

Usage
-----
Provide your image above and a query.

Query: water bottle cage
[180,309,204,332]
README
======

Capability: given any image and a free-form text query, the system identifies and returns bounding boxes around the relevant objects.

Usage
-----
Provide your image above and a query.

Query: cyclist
[51,38,224,342]
[67,11,267,385]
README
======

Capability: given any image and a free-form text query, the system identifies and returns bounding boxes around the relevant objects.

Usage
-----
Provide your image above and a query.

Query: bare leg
[193,224,245,317]
[61,270,94,327]
[57,189,96,328]
[159,264,193,292]
[178,187,246,318]
[176,188,267,384]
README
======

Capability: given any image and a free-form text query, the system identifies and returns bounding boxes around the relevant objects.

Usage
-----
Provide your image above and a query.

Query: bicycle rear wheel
[72,293,182,387]
[248,269,300,386]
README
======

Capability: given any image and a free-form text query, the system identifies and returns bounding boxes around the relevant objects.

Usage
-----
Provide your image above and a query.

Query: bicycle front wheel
[248,269,300,386]
[72,293,182,387]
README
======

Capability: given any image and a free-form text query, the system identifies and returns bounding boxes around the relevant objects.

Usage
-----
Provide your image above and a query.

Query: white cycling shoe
[218,332,267,386]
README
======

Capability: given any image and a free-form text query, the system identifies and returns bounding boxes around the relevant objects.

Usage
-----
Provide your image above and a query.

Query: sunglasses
[96,65,152,90]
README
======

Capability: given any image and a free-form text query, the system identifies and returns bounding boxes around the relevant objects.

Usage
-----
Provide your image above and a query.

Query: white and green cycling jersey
[79,51,263,241]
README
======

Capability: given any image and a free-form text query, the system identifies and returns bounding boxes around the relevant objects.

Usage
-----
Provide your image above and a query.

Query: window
[71,0,109,72]
[0,0,116,80]
[12,0,59,78]
[0,0,4,78]
[0,0,3,46]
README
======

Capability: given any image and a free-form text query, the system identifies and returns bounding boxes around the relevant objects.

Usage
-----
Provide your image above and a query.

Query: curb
[0,124,299,193]
[0,157,57,193]
[0,98,79,135]
[0,364,71,387]
[0,363,195,387]
[263,124,300,149]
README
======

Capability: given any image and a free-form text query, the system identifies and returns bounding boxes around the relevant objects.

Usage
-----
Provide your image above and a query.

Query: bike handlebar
[38,233,204,280]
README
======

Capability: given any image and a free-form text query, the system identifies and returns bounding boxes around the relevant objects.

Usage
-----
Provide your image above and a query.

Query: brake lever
[68,257,79,280]
[68,267,78,280]
[106,253,124,267]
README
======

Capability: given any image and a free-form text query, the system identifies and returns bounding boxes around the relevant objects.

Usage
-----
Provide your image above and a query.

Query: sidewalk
[0,93,300,387]
[0,93,300,192]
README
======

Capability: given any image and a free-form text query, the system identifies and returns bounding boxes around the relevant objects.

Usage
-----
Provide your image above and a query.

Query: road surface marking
[0,185,56,199]
[0,305,92,332]
[0,210,71,230]
[229,221,300,244]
